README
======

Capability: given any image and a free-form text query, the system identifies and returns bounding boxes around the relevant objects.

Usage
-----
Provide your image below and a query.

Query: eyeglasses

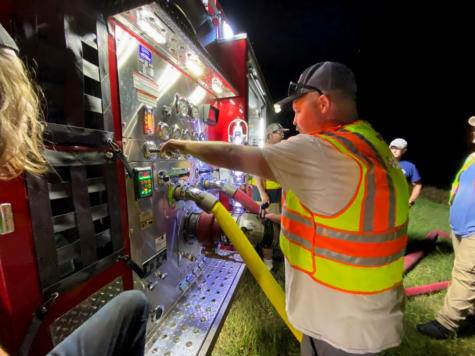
[272,130,284,135]
[288,81,323,97]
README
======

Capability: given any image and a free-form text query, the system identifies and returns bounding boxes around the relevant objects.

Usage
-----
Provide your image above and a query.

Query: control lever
[259,202,270,219]
[198,168,217,175]
[158,169,190,182]
[107,139,134,177]
[143,142,162,159]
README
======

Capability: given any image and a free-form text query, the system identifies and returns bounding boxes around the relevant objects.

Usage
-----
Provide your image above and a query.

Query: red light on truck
[144,106,154,135]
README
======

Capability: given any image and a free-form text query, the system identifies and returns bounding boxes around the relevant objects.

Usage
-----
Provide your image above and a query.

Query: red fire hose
[404,230,452,297]
[232,189,260,214]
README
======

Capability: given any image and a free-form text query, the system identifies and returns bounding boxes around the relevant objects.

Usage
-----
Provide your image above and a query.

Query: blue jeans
[48,290,149,356]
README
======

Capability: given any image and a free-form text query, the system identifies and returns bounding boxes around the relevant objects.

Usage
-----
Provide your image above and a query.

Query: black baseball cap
[0,24,19,53]
[275,61,357,107]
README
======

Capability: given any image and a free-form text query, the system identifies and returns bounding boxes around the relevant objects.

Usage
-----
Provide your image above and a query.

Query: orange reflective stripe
[313,233,407,259]
[281,213,314,243]
[315,224,407,243]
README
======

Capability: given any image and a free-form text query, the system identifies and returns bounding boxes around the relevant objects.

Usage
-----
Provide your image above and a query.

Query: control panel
[133,167,153,199]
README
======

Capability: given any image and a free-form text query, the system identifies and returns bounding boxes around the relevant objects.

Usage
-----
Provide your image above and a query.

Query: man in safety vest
[250,122,288,270]
[161,61,410,355]
[417,116,475,339]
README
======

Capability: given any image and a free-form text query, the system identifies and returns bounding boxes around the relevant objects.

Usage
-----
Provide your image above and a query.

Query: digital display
[134,168,153,199]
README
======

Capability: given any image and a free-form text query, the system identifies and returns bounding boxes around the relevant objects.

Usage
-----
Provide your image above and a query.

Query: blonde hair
[0,48,47,180]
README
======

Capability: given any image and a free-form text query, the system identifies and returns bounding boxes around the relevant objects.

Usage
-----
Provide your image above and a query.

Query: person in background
[389,138,422,206]
[161,61,410,356]
[417,116,475,339]
[250,122,288,270]
[0,24,150,356]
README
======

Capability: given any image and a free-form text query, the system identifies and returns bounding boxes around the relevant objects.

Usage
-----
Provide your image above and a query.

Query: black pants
[301,335,378,356]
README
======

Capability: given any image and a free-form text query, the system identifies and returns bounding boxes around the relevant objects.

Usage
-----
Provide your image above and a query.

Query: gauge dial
[171,125,182,139]
[176,99,190,118]
[191,105,200,120]
[157,122,170,140]
[182,129,191,140]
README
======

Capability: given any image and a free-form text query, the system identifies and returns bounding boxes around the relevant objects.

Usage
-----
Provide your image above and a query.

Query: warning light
[144,106,154,135]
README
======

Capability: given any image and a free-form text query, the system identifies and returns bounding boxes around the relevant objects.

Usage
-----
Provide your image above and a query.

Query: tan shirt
[262,133,404,354]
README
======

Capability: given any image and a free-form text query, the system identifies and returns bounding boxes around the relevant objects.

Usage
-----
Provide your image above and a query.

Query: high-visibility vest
[449,152,475,205]
[250,176,282,190]
[280,120,409,294]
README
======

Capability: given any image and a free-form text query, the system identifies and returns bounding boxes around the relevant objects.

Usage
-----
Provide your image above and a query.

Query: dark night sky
[219,0,475,188]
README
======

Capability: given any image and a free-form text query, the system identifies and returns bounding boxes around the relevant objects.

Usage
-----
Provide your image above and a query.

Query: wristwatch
[409,200,415,206]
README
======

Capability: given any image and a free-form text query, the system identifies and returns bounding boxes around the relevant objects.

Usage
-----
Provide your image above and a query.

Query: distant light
[137,10,167,44]
[188,86,206,105]
[274,104,281,114]
[212,78,223,94]
[223,21,234,39]
[186,57,203,76]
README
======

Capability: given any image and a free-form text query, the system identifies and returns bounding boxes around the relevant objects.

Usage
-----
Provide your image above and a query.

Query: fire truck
[0,1,276,354]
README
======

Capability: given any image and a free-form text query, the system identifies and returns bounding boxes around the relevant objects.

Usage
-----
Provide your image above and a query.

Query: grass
[211,188,475,356]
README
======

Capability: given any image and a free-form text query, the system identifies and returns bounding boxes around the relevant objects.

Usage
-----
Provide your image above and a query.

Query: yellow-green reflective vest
[280,121,409,294]
[250,176,282,190]
[449,153,475,205]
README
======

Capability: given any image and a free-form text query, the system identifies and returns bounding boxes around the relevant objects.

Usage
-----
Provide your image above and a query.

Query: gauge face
[171,125,182,139]
[182,129,191,140]
[157,122,170,140]
[177,99,189,117]
[191,105,200,120]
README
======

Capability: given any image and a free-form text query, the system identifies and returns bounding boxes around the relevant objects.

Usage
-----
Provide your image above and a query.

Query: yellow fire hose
[211,203,303,342]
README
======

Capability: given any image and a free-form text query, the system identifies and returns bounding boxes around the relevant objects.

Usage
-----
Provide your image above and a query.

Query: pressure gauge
[157,122,170,140]
[182,129,191,140]
[190,105,200,120]
[176,98,190,118]
[171,124,182,139]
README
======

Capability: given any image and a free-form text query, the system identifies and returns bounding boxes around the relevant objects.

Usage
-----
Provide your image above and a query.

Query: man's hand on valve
[160,139,187,158]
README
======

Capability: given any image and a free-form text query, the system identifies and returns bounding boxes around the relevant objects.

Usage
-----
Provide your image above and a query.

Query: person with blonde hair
[0,24,149,356]
[0,24,47,180]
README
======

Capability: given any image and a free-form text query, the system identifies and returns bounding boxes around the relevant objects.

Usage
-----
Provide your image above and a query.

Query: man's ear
[319,94,331,114]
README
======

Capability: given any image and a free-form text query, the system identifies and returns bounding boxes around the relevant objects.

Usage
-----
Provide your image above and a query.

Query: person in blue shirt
[417,116,475,339]
[389,138,422,206]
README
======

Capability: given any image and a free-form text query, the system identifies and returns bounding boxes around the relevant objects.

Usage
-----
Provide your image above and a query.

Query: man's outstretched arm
[161,140,276,182]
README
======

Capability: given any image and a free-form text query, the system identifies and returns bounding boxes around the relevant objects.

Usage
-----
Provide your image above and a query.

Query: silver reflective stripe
[315,225,407,243]
[314,247,405,266]
[348,131,397,228]
[281,226,312,249]
[363,170,375,232]
[325,132,376,232]
[282,209,313,227]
